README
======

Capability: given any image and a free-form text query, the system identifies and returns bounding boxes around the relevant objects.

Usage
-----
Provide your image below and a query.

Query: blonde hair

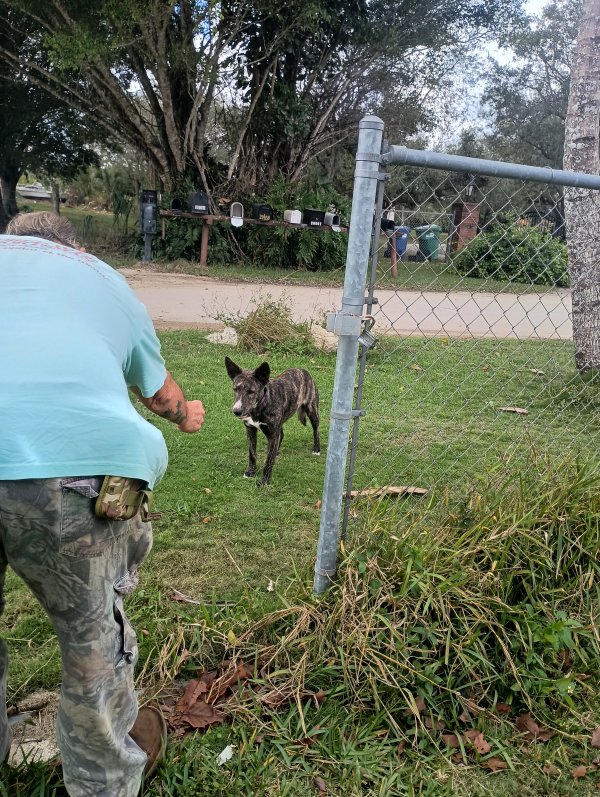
[5,212,81,249]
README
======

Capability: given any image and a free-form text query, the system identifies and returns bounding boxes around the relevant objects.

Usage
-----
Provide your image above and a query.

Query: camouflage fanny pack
[94,476,154,522]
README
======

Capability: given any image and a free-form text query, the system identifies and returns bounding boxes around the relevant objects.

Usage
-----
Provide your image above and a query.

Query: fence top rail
[382,145,600,190]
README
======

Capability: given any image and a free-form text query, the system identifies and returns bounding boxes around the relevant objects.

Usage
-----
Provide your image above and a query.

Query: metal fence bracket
[326,312,362,336]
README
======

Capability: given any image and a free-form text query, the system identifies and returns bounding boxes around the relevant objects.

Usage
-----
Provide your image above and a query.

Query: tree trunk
[0,190,8,232]
[0,171,19,216]
[51,181,61,214]
[563,0,600,372]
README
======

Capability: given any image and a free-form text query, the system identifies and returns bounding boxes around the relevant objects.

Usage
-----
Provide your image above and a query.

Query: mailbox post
[140,189,158,262]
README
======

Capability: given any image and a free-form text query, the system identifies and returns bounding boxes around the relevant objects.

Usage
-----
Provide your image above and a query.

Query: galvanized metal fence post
[313,115,384,595]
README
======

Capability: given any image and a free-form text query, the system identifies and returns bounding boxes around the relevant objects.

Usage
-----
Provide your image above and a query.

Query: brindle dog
[225,356,320,486]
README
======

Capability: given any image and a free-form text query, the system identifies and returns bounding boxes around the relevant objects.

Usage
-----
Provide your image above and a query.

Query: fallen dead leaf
[397,740,406,755]
[409,364,423,372]
[314,776,328,793]
[537,728,557,742]
[315,499,322,509]
[259,686,296,708]
[499,406,529,415]
[314,689,326,705]
[592,727,600,749]
[542,762,560,776]
[424,714,445,731]
[572,765,588,780]
[494,702,511,715]
[442,733,461,749]
[204,487,212,494]
[481,756,508,772]
[170,588,203,605]
[178,701,223,731]
[202,516,211,524]
[515,713,555,742]
[414,696,427,714]
[464,729,491,755]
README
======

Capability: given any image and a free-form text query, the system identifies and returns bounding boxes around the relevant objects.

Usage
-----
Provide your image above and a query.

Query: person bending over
[0,211,204,796]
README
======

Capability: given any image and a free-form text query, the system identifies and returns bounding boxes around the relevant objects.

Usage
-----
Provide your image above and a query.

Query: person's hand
[178,400,205,433]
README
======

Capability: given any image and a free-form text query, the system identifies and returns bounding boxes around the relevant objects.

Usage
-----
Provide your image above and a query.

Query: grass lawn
[2,331,600,795]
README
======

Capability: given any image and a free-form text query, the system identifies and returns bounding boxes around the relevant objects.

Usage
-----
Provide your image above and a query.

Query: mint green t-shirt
[0,235,168,488]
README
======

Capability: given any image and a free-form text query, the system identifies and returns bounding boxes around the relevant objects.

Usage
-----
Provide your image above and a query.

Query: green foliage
[156,177,350,270]
[237,177,350,271]
[452,221,569,287]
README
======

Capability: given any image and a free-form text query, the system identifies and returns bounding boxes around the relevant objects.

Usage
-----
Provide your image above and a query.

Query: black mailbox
[187,190,209,214]
[140,189,158,234]
[253,204,275,222]
[170,197,183,214]
[302,208,325,227]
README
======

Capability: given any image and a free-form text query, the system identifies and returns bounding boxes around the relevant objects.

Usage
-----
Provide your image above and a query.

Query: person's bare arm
[131,372,205,433]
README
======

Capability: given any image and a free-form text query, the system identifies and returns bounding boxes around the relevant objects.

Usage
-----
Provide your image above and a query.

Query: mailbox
[324,211,341,231]
[139,189,158,234]
[230,201,244,227]
[170,197,183,214]
[187,190,209,214]
[284,209,302,224]
[302,208,325,227]
[253,204,274,221]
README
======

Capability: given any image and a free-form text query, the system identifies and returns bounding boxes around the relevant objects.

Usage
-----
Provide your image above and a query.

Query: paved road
[122,268,573,341]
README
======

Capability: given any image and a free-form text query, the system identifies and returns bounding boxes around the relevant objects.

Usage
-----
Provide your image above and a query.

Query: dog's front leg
[244,426,258,477]
[258,427,280,486]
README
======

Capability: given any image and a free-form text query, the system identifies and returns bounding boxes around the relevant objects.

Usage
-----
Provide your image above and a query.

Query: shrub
[453,221,569,287]
[154,176,350,270]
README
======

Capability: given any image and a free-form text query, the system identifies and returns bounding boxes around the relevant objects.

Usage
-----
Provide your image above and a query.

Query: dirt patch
[153,319,224,332]
[9,690,59,765]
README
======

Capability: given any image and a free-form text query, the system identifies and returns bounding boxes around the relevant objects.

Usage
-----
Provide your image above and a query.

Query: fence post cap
[359,115,384,130]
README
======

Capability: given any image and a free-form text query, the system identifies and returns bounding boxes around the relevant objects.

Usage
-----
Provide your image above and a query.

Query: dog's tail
[297,406,308,426]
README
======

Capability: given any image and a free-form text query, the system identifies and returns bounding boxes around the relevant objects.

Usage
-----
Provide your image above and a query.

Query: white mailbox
[324,212,341,232]
[283,209,302,224]
[230,202,244,227]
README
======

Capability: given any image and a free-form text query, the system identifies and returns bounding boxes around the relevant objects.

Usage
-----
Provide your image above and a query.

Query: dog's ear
[254,361,270,384]
[225,356,242,380]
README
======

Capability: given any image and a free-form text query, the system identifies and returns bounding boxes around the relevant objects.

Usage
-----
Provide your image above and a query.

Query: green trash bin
[415,224,442,260]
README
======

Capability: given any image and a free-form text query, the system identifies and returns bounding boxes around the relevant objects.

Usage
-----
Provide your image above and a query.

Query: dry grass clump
[235,296,314,354]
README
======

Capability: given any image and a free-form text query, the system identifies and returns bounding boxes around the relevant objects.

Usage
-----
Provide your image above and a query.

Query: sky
[429,0,556,147]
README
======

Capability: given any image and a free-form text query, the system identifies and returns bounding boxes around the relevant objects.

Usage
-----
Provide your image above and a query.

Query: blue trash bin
[394,226,410,259]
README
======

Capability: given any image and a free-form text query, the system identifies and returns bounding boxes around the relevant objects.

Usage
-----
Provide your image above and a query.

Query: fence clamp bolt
[326,312,362,337]
[358,316,378,350]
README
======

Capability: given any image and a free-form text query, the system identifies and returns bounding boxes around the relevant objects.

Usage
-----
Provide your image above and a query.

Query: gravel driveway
[122,268,573,341]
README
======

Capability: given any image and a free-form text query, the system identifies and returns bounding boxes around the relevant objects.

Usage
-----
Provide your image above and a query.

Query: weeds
[227,295,315,355]
[221,456,600,729]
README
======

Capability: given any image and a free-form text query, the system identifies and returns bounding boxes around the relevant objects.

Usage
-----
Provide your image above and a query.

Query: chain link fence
[314,117,600,590]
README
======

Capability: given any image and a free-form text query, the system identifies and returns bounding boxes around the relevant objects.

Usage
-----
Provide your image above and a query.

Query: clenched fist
[178,400,205,433]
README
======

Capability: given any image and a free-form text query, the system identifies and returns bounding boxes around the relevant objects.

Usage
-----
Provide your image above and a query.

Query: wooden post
[200,220,210,267]
[390,232,398,278]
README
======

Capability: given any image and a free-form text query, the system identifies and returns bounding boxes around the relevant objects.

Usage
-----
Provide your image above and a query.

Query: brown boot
[129,705,167,779]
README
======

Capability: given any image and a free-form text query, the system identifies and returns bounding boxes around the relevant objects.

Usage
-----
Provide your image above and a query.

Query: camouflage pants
[0,477,153,797]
